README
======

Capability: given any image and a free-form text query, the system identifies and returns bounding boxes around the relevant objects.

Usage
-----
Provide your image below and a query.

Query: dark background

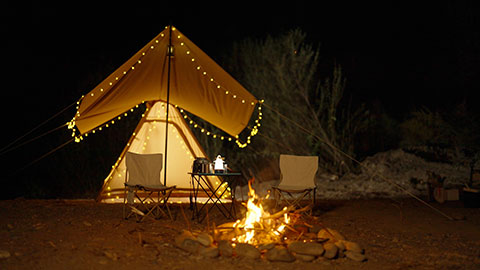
[1,1,479,198]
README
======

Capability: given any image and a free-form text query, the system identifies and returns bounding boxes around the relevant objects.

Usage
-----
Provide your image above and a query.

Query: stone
[323,242,338,259]
[317,228,345,242]
[175,230,193,247]
[342,240,364,254]
[103,250,119,261]
[235,243,260,259]
[198,246,219,258]
[257,243,275,251]
[175,231,201,254]
[196,232,213,247]
[287,241,324,256]
[294,253,315,262]
[345,250,367,262]
[334,240,346,251]
[217,240,233,257]
[266,246,296,262]
[0,250,10,259]
[83,221,92,227]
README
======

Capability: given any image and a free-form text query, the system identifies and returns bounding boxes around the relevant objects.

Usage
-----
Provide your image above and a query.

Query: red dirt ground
[1,198,479,270]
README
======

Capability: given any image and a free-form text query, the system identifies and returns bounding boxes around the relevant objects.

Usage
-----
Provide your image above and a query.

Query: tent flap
[71,26,257,137]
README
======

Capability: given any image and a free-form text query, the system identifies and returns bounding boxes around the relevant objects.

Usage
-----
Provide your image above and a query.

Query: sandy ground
[0,198,479,270]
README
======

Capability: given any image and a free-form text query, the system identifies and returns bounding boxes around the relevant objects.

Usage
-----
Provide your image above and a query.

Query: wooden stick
[265,206,294,220]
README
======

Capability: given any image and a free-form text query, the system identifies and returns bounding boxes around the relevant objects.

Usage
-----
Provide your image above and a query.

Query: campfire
[175,178,367,262]
[231,179,291,245]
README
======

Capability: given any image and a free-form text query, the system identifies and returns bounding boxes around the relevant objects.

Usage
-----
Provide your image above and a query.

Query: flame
[233,178,290,245]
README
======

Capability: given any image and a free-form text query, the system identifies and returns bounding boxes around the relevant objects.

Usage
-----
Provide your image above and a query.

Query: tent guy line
[0,100,76,155]
[8,138,74,177]
[263,103,455,221]
[0,123,66,157]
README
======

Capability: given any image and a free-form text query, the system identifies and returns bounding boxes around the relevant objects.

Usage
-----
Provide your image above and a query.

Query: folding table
[189,172,241,222]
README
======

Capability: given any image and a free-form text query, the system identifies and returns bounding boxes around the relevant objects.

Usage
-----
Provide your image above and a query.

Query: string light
[177,101,263,148]
[68,25,263,153]
[67,27,167,143]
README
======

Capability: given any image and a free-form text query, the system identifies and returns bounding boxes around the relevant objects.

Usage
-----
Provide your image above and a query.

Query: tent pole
[164,25,173,186]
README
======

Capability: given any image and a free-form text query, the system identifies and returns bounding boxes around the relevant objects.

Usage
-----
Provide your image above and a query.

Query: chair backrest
[125,152,163,186]
[279,154,318,188]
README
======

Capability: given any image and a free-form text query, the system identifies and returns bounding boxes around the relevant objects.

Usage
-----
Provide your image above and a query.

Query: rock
[0,250,10,259]
[235,243,260,259]
[287,241,324,256]
[342,240,364,254]
[83,221,92,227]
[196,232,213,247]
[317,228,345,242]
[103,250,119,261]
[175,230,201,254]
[334,240,346,251]
[345,250,367,262]
[294,253,316,262]
[198,246,219,258]
[218,240,233,257]
[323,242,338,259]
[266,246,296,262]
[217,230,236,241]
[257,243,275,251]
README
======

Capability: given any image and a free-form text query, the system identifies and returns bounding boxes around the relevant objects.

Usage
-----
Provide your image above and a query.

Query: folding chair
[272,155,319,213]
[123,152,176,222]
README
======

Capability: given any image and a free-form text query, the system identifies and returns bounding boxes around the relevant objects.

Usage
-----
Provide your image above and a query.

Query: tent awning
[71,26,258,137]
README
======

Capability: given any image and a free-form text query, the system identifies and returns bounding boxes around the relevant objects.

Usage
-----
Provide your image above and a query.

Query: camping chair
[123,152,176,222]
[272,155,318,213]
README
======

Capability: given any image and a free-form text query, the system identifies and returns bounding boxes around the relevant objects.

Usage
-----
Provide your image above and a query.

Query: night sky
[1,1,479,160]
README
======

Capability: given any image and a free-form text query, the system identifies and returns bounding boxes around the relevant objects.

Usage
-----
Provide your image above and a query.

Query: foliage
[193,29,369,177]
[399,102,480,164]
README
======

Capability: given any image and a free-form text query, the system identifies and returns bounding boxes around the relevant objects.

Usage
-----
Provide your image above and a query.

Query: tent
[97,101,226,202]
[67,26,261,202]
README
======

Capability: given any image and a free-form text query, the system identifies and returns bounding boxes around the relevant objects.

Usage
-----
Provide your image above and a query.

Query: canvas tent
[97,101,226,202]
[67,26,260,202]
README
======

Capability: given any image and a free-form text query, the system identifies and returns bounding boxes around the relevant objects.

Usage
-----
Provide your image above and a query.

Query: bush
[194,29,369,177]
